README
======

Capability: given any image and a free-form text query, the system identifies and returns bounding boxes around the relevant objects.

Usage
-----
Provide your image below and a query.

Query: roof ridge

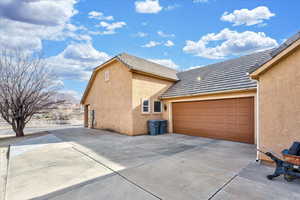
[118,52,178,72]
[270,31,300,57]
[249,30,300,74]
[181,49,273,74]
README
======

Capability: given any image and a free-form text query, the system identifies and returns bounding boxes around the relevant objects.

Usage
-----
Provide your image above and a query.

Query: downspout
[254,79,260,162]
[249,72,260,162]
[168,102,172,133]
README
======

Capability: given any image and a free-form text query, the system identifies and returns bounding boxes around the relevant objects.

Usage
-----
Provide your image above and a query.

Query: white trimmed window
[104,70,109,81]
[141,99,150,113]
[153,100,162,113]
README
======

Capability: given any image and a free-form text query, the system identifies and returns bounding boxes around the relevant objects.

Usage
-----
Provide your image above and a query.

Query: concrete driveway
[3,128,300,200]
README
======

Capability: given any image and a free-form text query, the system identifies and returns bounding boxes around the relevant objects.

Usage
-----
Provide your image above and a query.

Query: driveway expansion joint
[72,146,162,200]
[207,174,238,200]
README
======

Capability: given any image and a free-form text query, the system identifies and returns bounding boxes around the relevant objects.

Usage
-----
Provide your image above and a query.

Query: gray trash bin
[148,120,160,135]
[159,120,168,134]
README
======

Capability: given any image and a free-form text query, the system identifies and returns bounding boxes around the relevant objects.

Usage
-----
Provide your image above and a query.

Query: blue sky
[0,0,299,100]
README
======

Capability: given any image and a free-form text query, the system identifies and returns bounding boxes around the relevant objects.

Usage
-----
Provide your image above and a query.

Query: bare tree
[0,49,63,137]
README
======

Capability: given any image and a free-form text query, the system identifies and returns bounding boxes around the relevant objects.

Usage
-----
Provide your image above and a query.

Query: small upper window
[142,99,150,113]
[153,100,162,113]
[104,70,109,81]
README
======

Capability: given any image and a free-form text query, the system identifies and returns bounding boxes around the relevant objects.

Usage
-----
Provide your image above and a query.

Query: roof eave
[117,56,178,81]
[160,87,257,100]
[80,70,96,104]
[129,69,178,81]
[250,35,300,79]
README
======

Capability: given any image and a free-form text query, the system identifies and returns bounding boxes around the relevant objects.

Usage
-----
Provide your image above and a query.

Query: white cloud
[0,18,85,52]
[193,0,209,3]
[99,21,126,30]
[164,40,174,47]
[62,31,92,41]
[135,0,163,14]
[165,4,180,11]
[142,40,174,48]
[133,32,148,37]
[221,6,275,26]
[59,90,82,101]
[46,42,110,81]
[183,28,278,59]
[0,0,90,52]
[53,80,65,87]
[186,65,204,71]
[0,0,78,26]
[88,11,114,21]
[142,41,161,48]
[66,24,87,32]
[0,20,43,51]
[62,42,109,62]
[96,21,127,35]
[157,31,175,37]
[149,59,179,69]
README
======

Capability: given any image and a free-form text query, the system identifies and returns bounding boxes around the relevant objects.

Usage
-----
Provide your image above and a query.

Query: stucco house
[81,31,300,162]
[250,32,300,161]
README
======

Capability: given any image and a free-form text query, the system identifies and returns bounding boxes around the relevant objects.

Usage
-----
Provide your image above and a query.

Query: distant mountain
[54,92,80,104]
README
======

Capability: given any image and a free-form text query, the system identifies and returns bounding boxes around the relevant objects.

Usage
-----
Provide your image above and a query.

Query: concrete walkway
[4,128,300,200]
[0,147,8,200]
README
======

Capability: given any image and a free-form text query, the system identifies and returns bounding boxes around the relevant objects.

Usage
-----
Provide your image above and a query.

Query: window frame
[153,100,162,113]
[141,98,150,114]
[104,70,109,81]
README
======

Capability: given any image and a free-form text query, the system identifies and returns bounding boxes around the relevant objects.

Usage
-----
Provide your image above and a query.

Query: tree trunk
[12,119,25,137]
[15,128,24,137]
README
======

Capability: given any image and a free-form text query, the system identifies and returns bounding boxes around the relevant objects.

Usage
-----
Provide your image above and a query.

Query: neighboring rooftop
[161,49,273,98]
[117,53,178,80]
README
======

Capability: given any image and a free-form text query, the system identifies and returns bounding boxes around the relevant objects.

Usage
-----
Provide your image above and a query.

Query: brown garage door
[172,97,254,144]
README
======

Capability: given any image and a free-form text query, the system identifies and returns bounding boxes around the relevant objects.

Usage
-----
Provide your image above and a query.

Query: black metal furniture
[260,142,300,182]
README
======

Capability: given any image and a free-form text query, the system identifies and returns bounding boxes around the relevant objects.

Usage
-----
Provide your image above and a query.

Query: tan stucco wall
[162,90,257,142]
[84,61,133,135]
[258,46,300,160]
[131,72,174,135]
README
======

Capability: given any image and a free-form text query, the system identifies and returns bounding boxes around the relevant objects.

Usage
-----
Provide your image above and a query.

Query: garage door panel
[172,97,254,144]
